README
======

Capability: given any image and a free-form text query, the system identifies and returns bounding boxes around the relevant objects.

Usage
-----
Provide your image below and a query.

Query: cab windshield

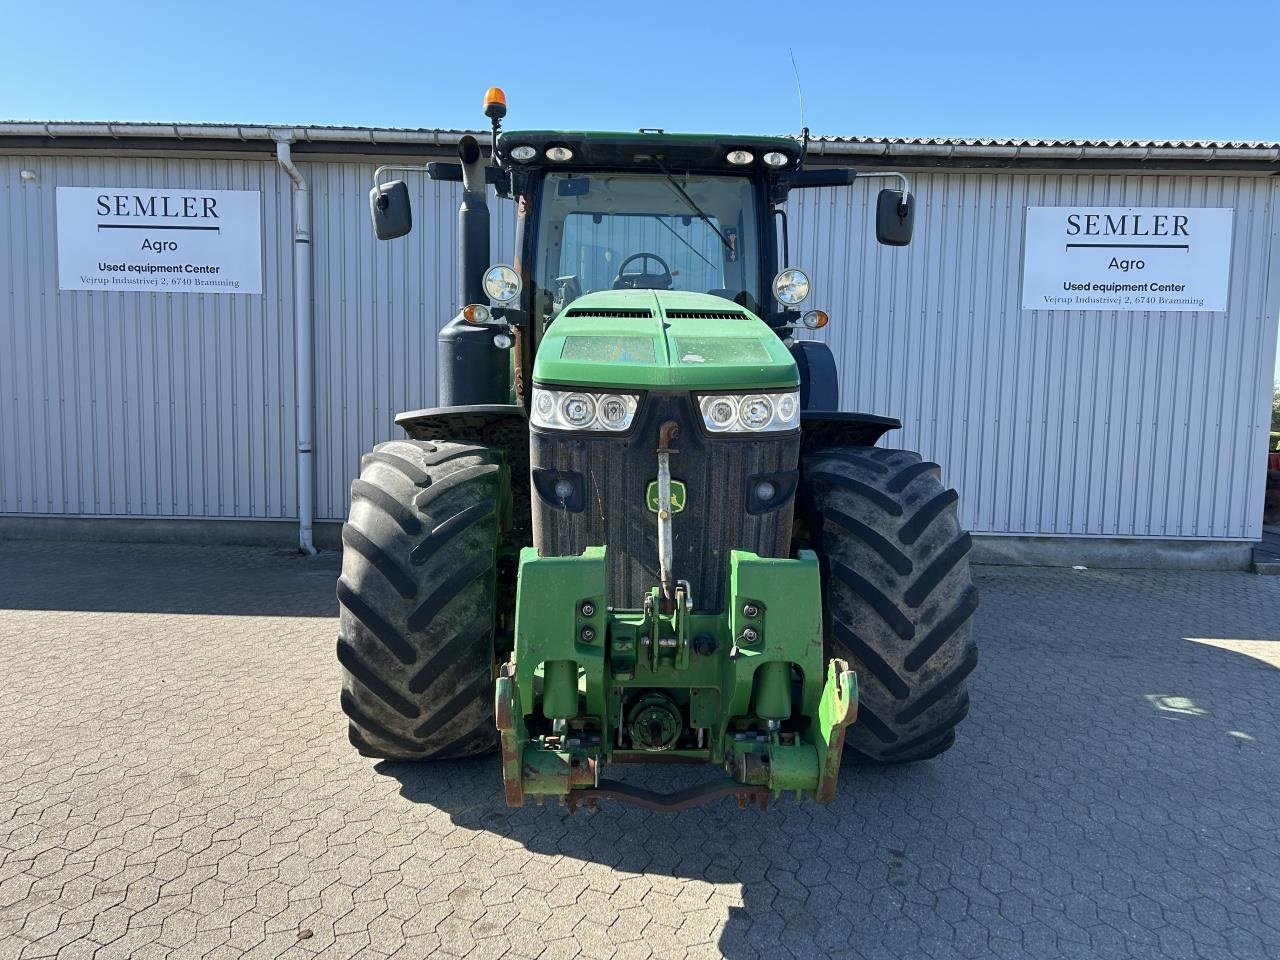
[532,171,760,320]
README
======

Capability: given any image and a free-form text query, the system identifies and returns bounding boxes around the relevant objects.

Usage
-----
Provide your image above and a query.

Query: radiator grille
[530,393,798,612]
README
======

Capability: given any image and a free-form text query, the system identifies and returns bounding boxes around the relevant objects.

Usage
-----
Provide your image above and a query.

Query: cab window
[532,172,760,319]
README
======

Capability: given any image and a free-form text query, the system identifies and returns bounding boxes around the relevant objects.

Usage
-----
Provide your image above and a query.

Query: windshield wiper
[653,158,734,255]
[654,216,716,270]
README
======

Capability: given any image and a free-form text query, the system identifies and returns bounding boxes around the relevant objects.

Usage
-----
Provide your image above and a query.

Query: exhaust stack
[436,133,508,406]
[457,134,489,307]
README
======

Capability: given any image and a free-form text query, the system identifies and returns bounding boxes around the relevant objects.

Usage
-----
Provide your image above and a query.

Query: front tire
[799,446,978,763]
[337,439,507,760]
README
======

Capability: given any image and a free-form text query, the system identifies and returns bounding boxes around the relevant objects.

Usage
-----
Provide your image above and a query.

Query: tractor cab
[497,130,800,324]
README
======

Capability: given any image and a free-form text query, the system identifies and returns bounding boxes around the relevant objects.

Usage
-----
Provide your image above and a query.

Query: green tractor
[337,88,978,810]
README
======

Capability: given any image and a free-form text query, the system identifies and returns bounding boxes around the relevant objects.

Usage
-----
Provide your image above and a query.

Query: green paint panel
[673,337,771,365]
[511,546,608,723]
[722,549,826,720]
[561,336,656,364]
[534,290,798,391]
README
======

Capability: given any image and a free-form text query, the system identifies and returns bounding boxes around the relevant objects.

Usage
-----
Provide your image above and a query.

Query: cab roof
[497,130,802,173]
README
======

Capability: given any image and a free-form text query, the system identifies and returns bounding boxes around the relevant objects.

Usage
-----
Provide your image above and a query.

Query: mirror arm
[371,163,434,190]
[371,162,511,196]
[854,172,913,211]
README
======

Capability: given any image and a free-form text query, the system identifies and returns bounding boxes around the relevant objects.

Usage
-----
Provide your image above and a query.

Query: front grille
[530,392,798,612]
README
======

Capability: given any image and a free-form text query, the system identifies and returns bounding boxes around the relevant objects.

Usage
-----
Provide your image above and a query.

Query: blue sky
[5,0,1278,376]
[2,0,1276,141]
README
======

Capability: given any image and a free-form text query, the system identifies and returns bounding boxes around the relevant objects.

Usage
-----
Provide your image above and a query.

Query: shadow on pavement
[0,540,341,617]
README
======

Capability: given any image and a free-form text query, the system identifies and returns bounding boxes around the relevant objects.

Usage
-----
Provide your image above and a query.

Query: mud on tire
[799,446,978,763]
[337,439,508,760]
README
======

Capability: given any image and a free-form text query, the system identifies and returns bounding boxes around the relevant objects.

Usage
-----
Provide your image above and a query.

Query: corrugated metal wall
[3,152,1277,540]
[1,153,295,519]
[0,154,505,524]
[789,173,1280,540]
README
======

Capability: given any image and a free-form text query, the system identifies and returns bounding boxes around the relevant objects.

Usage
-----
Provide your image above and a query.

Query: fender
[396,404,530,541]
[800,410,901,453]
[788,341,901,449]
[789,340,839,412]
[395,403,527,445]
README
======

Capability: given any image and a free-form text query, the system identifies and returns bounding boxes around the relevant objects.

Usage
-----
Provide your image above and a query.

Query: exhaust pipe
[457,135,489,307]
[436,134,508,406]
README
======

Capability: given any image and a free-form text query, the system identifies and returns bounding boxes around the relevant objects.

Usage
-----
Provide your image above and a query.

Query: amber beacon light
[483,87,508,120]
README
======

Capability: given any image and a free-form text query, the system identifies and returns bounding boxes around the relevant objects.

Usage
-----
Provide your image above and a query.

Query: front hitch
[495,547,860,810]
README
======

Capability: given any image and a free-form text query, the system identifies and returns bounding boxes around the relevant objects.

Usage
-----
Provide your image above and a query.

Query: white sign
[56,187,263,294]
[1021,206,1233,312]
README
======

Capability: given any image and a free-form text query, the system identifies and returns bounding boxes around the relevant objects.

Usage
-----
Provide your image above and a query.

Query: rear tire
[799,446,978,763]
[337,439,507,760]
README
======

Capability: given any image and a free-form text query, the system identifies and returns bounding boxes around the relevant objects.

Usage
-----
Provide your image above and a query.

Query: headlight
[483,264,521,303]
[726,149,754,165]
[562,393,595,427]
[762,151,789,168]
[597,395,631,429]
[509,145,537,162]
[773,269,811,306]
[530,387,639,432]
[699,390,800,433]
[739,395,774,430]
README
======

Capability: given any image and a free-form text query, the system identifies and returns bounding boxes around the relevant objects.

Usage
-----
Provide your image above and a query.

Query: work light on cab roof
[341,86,976,816]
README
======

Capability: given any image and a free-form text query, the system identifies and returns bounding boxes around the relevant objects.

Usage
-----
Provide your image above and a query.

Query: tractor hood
[532,291,798,391]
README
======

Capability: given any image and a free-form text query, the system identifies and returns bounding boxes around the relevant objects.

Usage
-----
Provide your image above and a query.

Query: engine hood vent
[665,309,746,321]
[564,307,652,319]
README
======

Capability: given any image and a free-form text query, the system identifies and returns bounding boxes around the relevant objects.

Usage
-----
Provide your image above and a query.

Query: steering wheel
[612,252,673,290]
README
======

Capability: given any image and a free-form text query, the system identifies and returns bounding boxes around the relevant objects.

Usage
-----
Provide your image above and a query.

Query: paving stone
[0,543,1278,959]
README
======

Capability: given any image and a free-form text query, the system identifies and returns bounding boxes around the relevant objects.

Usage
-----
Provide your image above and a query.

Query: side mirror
[875,189,914,246]
[369,180,412,240]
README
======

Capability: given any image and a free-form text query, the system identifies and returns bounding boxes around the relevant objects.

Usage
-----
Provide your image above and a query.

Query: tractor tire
[336,439,508,761]
[799,446,978,764]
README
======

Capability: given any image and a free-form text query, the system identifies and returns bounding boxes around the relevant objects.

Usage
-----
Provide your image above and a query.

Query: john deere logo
[646,480,687,513]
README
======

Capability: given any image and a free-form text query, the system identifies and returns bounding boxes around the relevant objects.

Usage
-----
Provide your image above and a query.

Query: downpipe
[274,133,317,555]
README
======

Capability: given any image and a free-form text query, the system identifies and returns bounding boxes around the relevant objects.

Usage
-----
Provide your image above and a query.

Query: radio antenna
[789,48,806,132]
[789,48,810,168]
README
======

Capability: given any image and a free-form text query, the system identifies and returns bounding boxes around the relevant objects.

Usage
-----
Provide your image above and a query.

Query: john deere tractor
[337,88,977,810]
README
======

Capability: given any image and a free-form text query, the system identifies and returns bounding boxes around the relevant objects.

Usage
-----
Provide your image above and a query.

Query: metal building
[2,123,1277,566]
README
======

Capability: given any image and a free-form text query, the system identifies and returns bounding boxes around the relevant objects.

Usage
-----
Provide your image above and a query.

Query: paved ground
[1253,528,1280,570]
[1,541,1278,960]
